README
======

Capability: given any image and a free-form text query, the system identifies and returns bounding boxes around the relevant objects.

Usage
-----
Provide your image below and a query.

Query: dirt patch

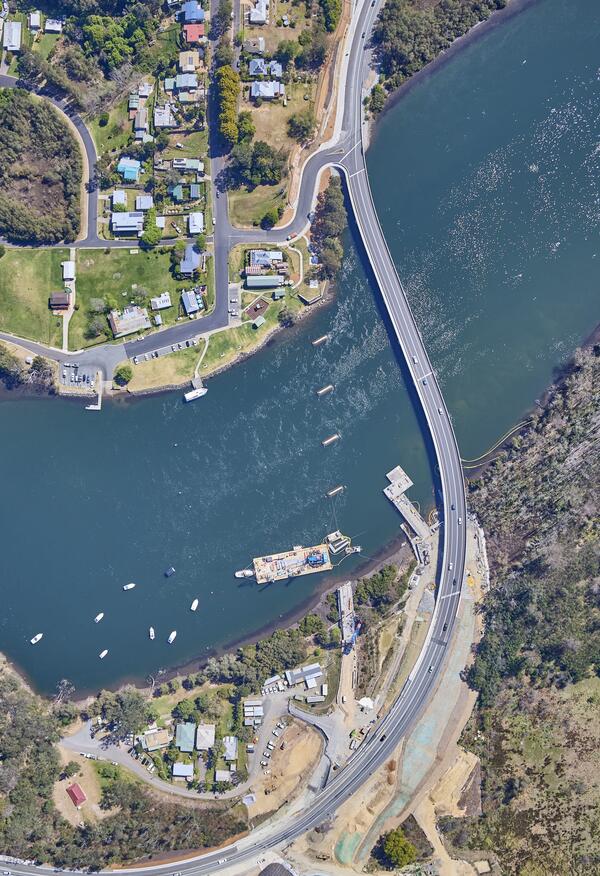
[247,719,322,818]
[53,748,112,826]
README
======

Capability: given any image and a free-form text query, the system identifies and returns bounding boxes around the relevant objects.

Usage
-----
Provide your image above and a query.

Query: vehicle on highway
[458,516,463,524]
[412,355,418,363]
[448,562,453,570]
[451,502,456,510]
[443,623,448,631]
[423,377,428,385]
[428,665,433,672]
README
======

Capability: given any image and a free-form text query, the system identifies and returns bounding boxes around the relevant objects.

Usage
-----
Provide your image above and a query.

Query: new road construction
[0,0,467,871]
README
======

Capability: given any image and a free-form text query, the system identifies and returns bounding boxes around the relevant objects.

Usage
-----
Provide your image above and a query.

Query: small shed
[252,315,266,329]
[66,783,86,808]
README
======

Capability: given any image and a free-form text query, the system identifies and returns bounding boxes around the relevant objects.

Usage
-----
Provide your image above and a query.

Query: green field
[89,97,132,157]
[33,32,59,59]
[71,249,188,349]
[0,248,68,347]
[228,184,287,229]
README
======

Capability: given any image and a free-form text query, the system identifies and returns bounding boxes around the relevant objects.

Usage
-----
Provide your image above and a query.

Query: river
[0,0,598,695]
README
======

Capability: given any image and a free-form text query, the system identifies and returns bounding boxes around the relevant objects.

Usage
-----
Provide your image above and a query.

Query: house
[268,60,283,78]
[164,77,176,92]
[138,82,153,99]
[128,93,140,112]
[135,194,154,211]
[272,288,284,300]
[172,762,194,779]
[252,315,266,328]
[179,49,200,73]
[111,211,145,235]
[189,183,201,199]
[249,0,268,25]
[61,260,75,281]
[172,158,204,172]
[188,211,204,234]
[154,103,176,128]
[3,21,22,52]
[134,108,148,138]
[45,18,63,33]
[140,727,171,751]
[306,695,325,703]
[181,0,205,22]
[248,58,267,77]
[249,249,282,268]
[215,769,232,783]
[250,81,284,100]
[169,183,185,202]
[195,723,216,751]
[180,244,201,275]
[175,722,196,753]
[246,274,285,289]
[175,73,198,91]
[181,288,203,314]
[116,157,141,183]
[28,11,41,30]
[150,291,172,311]
[284,662,322,687]
[112,189,127,207]
[243,37,265,54]
[108,306,151,338]
[66,783,86,809]
[49,291,70,309]
[183,23,205,43]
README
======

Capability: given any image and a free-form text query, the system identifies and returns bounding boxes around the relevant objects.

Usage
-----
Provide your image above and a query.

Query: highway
[0,0,468,871]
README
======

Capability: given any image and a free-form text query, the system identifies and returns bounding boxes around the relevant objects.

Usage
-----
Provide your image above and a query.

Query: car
[438,407,443,414]
[448,562,453,570]
[428,665,433,672]
[361,31,365,37]
[458,516,463,524]
[286,234,293,241]
[175,142,184,149]
[230,298,237,303]
[379,734,387,742]
[423,377,428,386]
[262,751,271,758]
[412,355,418,364]
[218,859,227,865]
[133,356,138,365]
[443,622,448,632]
[451,502,456,510]
[272,729,280,736]
[62,371,66,379]
[453,578,457,587]
[260,759,268,766]
[3,869,12,874]
[212,217,216,225]
[171,344,177,351]
[277,721,285,729]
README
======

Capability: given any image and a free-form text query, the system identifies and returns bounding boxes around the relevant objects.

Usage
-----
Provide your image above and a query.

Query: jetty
[253,544,332,584]
[383,465,431,541]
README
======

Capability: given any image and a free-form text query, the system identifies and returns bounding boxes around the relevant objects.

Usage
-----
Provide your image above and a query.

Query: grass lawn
[162,129,208,162]
[33,32,60,59]
[228,243,297,282]
[89,97,132,158]
[124,344,200,391]
[72,249,188,349]
[146,22,180,69]
[240,0,312,53]
[248,81,316,154]
[0,248,68,347]
[228,184,287,229]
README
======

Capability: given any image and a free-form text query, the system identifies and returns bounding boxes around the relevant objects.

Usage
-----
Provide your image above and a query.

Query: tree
[98,111,110,127]
[114,364,133,387]
[382,827,417,868]
[277,306,295,328]
[237,110,255,143]
[85,316,106,339]
[328,626,342,647]
[155,131,170,151]
[196,233,206,252]
[261,208,279,229]
[214,37,234,67]
[141,208,162,247]
[0,244,5,258]
[287,109,316,142]
[62,761,80,780]
[275,39,299,67]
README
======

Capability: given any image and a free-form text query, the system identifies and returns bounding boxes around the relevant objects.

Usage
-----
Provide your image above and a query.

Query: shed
[112,189,127,207]
[45,18,63,32]
[164,77,176,92]
[150,291,171,311]
[246,274,284,289]
[252,315,266,329]
[175,722,196,752]
[189,183,201,200]
[61,260,75,281]
[172,762,194,779]
[66,783,86,808]
[28,11,41,30]
[272,289,284,300]
[49,291,70,309]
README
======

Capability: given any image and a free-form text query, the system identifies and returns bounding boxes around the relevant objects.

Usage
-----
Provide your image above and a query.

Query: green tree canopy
[382,827,417,868]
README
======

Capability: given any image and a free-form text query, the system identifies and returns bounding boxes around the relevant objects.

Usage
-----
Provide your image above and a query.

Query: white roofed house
[61,260,76,282]
[154,103,176,129]
[112,189,127,207]
[223,736,238,761]
[111,211,145,236]
[150,291,171,311]
[250,81,284,100]
[135,194,154,211]
[172,762,194,780]
[188,212,204,235]
[195,723,216,751]
[3,21,22,52]
[249,0,268,25]
[28,11,41,30]
[44,18,63,33]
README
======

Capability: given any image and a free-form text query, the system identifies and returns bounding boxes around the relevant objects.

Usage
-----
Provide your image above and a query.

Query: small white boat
[30,633,43,645]
[149,627,155,640]
[190,599,199,612]
[94,613,104,623]
[99,649,108,659]
[184,386,208,402]
[235,569,254,579]
[123,582,136,591]
[167,630,177,644]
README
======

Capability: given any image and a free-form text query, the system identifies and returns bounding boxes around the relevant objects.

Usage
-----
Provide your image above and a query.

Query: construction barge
[253,544,333,584]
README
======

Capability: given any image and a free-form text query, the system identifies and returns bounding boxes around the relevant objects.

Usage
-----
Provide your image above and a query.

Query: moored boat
[234,569,254,579]
[99,649,108,659]
[167,630,177,644]
[149,627,155,640]
[123,582,136,591]
[30,633,43,645]
[190,599,199,612]
[184,387,208,402]
[164,567,176,577]
[94,612,104,623]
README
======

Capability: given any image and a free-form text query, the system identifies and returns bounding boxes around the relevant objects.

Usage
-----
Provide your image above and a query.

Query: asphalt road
[0,0,469,871]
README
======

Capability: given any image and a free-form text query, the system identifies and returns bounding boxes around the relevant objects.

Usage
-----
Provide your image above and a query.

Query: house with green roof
[175,722,196,753]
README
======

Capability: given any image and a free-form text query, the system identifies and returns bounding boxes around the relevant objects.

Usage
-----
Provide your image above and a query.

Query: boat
[30,633,43,645]
[234,569,254,579]
[149,627,155,640]
[326,485,345,498]
[167,630,177,644]
[123,582,136,591]
[94,613,104,624]
[184,387,208,403]
[190,598,199,612]
[164,567,176,578]
[321,433,341,447]
[316,384,334,397]
[99,649,108,659]
[312,334,330,347]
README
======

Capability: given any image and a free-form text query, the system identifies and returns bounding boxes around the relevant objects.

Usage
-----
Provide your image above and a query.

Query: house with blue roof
[249,58,267,77]
[181,0,205,22]
[180,244,201,276]
[169,183,185,202]
[116,157,141,182]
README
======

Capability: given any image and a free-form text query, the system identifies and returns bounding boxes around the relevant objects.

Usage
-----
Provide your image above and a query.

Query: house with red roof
[183,23,205,44]
[66,783,87,809]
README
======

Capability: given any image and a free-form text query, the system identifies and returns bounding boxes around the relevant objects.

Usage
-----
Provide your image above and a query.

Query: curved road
[0,1,468,873]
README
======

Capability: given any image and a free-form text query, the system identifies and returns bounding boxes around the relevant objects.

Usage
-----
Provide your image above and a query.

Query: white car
[272,729,280,737]
[448,562,453,571]
[458,517,463,525]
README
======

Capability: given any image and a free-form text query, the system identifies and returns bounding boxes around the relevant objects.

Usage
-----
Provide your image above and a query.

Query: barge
[253,544,332,584]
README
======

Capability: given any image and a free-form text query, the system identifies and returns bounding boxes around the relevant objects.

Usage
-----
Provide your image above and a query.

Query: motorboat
[164,567,176,578]
[167,630,177,644]
[30,633,43,645]
[99,649,108,659]
[235,569,254,579]
[184,387,208,402]
[94,613,104,623]
[149,627,155,640]
[123,582,136,591]
[190,599,199,612]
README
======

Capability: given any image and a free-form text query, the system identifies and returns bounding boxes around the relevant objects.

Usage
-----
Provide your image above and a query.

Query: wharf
[253,544,332,584]
[383,465,431,541]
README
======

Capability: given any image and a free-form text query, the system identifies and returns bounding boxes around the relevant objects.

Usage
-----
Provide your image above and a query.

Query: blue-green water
[1,0,598,694]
